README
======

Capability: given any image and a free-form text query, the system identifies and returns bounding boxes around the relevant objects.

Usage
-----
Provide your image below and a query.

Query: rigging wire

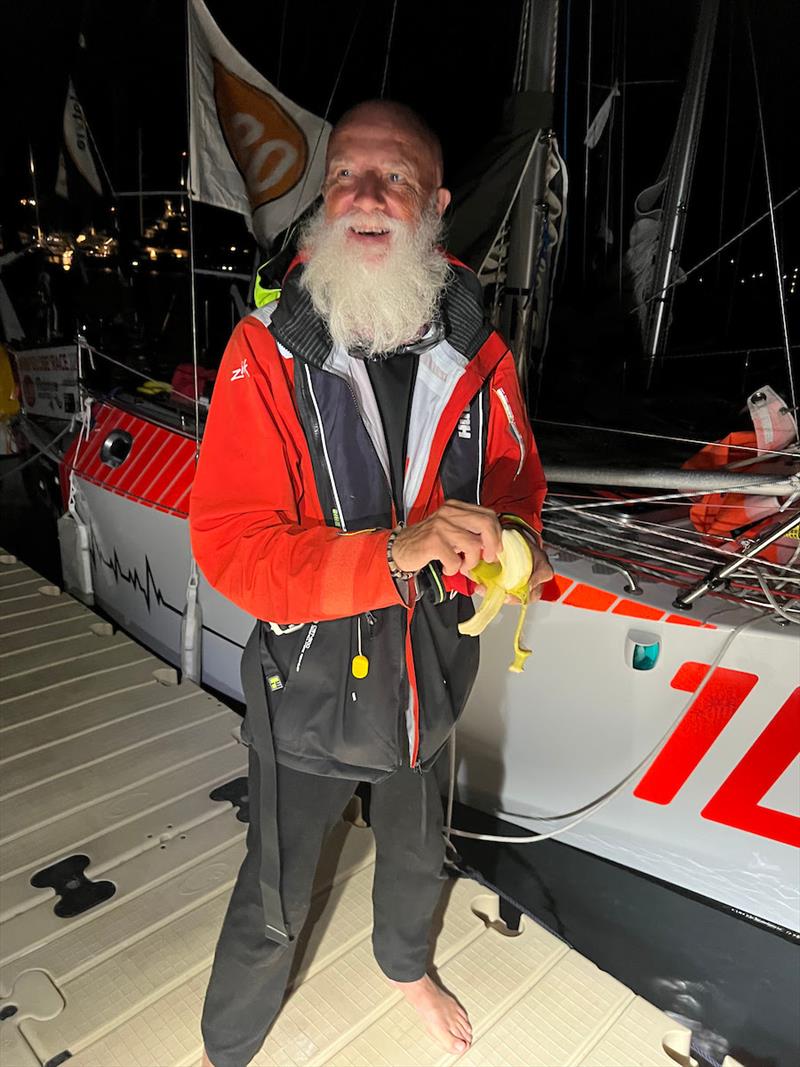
[725,129,759,337]
[716,2,734,285]
[545,480,800,511]
[628,184,800,319]
[546,504,800,572]
[753,566,800,623]
[601,0,618,277]
[532,417,800,459]
[581,0,594,285]
[0,425,74,483]
[279,0,367,253]
[744,9,797,417]
[275,0,288,91]
[657,342,800,363]
[545,517,800,585]
[380,0,399,99]
[77,340,200,406]
[617,0,627,298]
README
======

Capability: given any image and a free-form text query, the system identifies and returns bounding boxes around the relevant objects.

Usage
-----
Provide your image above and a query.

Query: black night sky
[1,0,798,418]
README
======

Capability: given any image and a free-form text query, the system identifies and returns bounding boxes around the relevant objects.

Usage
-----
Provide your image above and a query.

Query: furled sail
[187,0,331,246]
[624,0,719,361]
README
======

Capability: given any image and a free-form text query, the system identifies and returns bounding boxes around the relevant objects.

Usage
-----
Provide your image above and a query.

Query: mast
[643,0,719,386]
[27,143,43,243]
[500,0,560,392]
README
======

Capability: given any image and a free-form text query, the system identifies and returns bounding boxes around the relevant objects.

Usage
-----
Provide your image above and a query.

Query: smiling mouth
[349,226,390,238]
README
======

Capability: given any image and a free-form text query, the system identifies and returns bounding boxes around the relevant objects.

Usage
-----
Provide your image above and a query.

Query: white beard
[298,202,450,357]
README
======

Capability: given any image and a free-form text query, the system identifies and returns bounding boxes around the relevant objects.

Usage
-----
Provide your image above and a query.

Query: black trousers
[200,750,448,1067]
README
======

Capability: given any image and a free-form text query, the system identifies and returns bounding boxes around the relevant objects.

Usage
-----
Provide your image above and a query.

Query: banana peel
[457,528,533,672]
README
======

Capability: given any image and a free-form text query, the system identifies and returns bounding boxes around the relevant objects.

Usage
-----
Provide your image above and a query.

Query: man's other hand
[391,500,503,576]
[524,541,554,603]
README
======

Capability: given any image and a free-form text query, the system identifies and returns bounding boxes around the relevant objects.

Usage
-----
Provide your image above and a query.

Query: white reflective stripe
[495,386,525,478]
[404,339,468,515]
[476,391,484,504]
[304,364,348,531]
[405,689,415,762]
[326,344,391,485]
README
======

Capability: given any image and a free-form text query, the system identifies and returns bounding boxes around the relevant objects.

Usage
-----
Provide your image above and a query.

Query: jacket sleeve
[189,318,404,624]
[480,349,547,538]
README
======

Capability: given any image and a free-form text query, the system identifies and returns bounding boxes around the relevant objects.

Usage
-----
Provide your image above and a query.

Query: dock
[0,550,722,1067]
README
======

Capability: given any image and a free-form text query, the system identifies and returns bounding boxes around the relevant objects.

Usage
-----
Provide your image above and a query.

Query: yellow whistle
[351,654,369,679]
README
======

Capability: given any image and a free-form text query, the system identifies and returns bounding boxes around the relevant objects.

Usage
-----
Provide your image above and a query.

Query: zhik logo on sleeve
[230,358,250,381]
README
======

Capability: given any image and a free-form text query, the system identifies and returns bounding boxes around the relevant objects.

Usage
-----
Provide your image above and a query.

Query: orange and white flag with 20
[188,0,331,244]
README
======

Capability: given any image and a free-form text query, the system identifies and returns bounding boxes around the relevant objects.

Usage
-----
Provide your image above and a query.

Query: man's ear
[434,187,452,216]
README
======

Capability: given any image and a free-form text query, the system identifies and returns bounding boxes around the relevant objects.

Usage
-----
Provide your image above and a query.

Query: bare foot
[388,974,472,1054]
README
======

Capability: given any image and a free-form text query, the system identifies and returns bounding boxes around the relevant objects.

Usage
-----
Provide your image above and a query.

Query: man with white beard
[191,100,551,1067]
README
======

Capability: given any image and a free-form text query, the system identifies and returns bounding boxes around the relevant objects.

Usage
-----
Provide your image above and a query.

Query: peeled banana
[457,528,533,672]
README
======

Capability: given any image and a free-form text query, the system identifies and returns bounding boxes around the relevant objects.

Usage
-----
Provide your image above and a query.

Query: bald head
[329,100,444,185]
[322,99,451,231]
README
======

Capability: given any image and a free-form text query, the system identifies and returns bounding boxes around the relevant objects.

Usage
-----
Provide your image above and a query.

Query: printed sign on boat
[13,345,80,421]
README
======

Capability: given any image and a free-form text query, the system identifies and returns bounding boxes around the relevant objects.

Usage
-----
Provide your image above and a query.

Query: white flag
[584,82,620,150]
[62,79,103,196]
[188,0,331,245]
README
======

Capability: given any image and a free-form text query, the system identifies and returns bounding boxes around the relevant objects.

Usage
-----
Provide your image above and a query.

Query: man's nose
[351,172,386,212]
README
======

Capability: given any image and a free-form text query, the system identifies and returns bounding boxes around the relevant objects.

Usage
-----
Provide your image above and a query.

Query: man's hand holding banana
[391,500,553,671]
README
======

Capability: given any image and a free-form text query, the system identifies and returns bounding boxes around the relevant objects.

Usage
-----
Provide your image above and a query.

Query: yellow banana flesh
[457,529,533,672]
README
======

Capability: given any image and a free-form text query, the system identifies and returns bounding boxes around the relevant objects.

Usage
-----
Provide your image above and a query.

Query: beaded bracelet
[386,525,417,581]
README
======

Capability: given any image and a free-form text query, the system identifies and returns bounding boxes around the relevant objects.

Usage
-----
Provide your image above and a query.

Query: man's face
[322,111,450,260]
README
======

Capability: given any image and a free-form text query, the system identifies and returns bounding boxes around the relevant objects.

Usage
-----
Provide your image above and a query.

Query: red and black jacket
[189,258,546,778]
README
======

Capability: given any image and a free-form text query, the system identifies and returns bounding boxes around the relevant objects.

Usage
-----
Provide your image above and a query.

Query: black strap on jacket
[240,623,292,947]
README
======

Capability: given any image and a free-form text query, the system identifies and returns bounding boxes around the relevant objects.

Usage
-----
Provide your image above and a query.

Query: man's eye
[387,173,404,183]
[337,168,352,178]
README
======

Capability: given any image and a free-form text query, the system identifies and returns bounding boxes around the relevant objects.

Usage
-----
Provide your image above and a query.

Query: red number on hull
[635,664,800,848]
[634,663,758,804]
[702,688,800,848]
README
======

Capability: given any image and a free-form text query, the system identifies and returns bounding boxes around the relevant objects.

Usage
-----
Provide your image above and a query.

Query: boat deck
[1,551,718,1067]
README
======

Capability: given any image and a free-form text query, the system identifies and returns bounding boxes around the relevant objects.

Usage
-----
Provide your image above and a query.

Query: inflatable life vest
[683,386,799,564]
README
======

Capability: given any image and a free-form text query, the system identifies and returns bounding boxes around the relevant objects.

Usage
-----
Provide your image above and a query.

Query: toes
[452,1020,471,1043]
[452,1037,467,1054]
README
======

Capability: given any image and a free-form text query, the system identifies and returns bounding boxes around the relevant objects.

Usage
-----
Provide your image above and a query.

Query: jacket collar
[270,257,491,369]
